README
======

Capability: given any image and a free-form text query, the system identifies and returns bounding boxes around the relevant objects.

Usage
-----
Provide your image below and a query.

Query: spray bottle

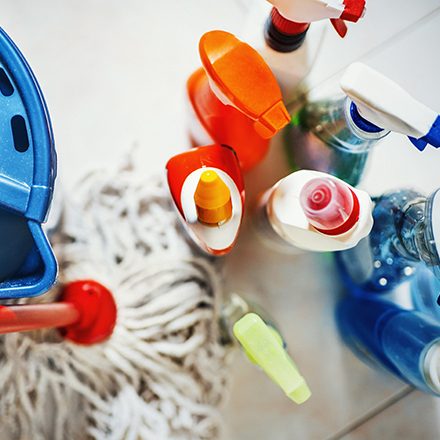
[337,295,440,396]
[220,293,311,403]
[166,144,245,256]
[187,30,290,172]
[337,187,440,295]
[243,0,366,101]
[410,266,440,322]
[254,169,373,253]
[285,62,440,186]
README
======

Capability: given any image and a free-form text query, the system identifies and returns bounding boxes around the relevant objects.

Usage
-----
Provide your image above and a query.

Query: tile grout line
[324,386,414,440]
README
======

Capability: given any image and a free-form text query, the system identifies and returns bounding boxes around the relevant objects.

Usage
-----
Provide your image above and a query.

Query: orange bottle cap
[199,30,290,139]
[194,170,233,226]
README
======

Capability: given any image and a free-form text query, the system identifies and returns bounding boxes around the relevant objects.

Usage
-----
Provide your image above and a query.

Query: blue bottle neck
[345,100,390,140]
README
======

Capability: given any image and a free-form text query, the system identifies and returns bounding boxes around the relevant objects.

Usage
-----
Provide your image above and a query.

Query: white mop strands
[0,156,229,440]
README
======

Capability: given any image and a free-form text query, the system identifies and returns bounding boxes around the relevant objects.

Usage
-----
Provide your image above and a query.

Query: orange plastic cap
[194,170,233,226]
[199,30,290,138]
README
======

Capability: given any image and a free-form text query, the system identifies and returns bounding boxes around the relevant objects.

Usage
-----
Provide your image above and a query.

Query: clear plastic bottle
[284,62,440,187]
[284,96,388,186]
[338,188,440,294]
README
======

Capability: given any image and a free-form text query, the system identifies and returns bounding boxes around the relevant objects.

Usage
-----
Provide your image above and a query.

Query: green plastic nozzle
[233,313,311,404]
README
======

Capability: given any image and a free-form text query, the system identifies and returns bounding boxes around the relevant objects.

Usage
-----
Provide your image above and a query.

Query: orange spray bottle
[187,30,290,172]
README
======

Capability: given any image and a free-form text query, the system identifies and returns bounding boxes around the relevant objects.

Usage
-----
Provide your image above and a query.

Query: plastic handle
[341,63,440,149]
[0,303,79,334]
[233,313,311,404]
[0,280,117,345]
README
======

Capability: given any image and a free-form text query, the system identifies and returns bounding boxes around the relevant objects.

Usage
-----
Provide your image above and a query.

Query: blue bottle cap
[0,27,57,298]
[349,102,383,133]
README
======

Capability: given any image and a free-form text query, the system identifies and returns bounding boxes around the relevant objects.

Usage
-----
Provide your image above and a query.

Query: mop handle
[0,303,80,334]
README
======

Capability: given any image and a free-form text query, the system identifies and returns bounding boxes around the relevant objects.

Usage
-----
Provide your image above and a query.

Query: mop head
[0,154,229,440]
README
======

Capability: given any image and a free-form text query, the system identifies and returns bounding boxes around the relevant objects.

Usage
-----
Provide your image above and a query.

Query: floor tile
[0,0,246,188]
[341,391,440,440]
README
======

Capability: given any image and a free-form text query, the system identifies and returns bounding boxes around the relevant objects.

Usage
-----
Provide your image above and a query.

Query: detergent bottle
[284,62,440,186]
[254,169,373,253]
[242,0,366,101]
[410,266,440,322]
[166,144,245,256]
[187,30,290,172]
[338,295,440,396]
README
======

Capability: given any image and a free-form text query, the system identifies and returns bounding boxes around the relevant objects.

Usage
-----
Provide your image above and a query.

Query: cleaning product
[254,169,373,252]
[338,295,440,396]
[0,280,116,344]
[285,62,440,186]
[220,293,311,403]
[0,27,57,298]
[243,0,366,101]
[187,30,290,172]
[166,144,245,256]
[411,266,440,321]
[337,188,440,295]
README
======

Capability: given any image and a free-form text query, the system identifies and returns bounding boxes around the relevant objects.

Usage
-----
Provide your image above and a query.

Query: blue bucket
[0,27,57,298]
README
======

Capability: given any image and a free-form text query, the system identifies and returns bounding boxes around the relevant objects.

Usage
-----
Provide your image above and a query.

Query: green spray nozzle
[233,313,311,404]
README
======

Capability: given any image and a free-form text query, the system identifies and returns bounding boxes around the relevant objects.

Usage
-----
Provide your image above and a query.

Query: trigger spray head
[265,0,366,44]
[341,62,440,151]
[300,177,360,235]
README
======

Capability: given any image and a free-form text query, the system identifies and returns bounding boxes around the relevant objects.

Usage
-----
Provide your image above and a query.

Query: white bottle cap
[341,63,440,147]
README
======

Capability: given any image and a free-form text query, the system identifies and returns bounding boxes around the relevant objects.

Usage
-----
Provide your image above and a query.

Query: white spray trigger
[268,0,365,23]
[268,0,344,22]
[341,63,439,142]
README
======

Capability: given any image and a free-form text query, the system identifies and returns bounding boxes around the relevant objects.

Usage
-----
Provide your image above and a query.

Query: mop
[0,153,230,440]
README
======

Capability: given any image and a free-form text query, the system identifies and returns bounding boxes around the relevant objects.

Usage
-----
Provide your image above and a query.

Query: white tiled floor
[2,1,440,439]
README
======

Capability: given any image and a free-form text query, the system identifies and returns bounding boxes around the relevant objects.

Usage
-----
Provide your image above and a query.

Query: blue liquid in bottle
[337,189,440,295]
[337,295,440,395]
[411,266,440,322]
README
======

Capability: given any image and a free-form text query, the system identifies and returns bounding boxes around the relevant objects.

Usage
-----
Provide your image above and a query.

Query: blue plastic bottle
[337,295,440,395]
[285,63,440,186]
[337,188,440,295]
[411,266,440,322]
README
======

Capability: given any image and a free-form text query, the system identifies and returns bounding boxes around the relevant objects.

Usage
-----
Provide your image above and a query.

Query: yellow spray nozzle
[194,170,233,226]
[233,313,311,404]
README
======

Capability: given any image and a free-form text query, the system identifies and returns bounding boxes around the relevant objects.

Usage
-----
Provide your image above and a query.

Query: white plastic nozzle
[268,0,364,23]
[341,62,439,140]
